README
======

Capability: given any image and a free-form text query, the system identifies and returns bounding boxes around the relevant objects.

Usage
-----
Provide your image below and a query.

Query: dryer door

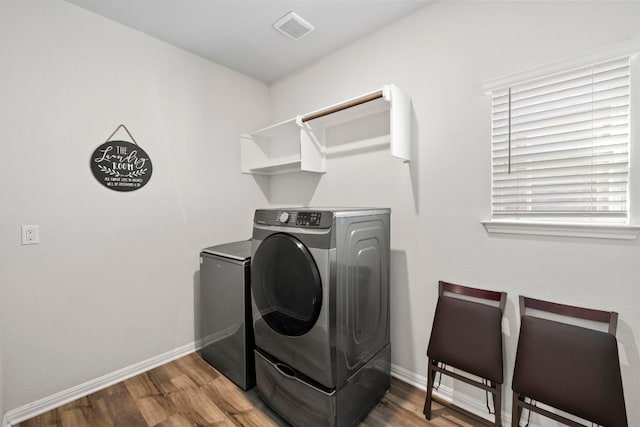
[252,233,322,337]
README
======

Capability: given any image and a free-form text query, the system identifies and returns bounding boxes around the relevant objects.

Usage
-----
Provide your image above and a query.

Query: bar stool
[512,296,628,427]
[423,281,507,426]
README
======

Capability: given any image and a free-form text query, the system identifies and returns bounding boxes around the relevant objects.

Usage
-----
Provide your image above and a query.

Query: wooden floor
[17,353,478,427]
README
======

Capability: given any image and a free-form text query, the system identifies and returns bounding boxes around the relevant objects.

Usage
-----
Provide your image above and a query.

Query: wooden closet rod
[301,90,384,123]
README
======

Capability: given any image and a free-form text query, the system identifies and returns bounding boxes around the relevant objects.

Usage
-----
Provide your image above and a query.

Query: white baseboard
[4,341,201,427]
[390,362,427,390]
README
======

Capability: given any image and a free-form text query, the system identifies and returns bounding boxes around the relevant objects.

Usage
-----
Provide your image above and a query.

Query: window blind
[490,57,630,221]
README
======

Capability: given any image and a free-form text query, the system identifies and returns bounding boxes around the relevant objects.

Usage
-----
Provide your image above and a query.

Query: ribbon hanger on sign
[105,123,138,145]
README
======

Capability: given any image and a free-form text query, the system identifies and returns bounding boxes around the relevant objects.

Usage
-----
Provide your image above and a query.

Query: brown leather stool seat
[424,281,506,426]
[511,296,628,427]
[428,296,504,384]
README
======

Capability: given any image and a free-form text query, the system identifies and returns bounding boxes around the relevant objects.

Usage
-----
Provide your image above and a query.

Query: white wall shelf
[240,84,411,175]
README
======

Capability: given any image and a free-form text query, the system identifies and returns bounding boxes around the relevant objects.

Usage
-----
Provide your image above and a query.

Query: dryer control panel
[254,209,331,228]
[294,211,322,227]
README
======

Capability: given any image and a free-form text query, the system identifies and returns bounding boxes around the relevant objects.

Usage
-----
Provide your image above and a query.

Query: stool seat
[428,296,503,383]
[511,296,627,427]
[423,281,506,427]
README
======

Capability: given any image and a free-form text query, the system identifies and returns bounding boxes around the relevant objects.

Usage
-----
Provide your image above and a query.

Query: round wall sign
[90,140,152,192]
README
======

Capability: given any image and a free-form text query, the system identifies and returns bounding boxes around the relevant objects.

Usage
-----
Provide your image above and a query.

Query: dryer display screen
[296,212,321,226]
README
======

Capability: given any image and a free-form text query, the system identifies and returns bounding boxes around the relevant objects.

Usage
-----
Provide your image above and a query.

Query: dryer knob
[279,212,290,223]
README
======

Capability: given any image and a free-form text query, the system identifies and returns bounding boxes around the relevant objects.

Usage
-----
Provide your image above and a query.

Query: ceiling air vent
[273,11,315,40]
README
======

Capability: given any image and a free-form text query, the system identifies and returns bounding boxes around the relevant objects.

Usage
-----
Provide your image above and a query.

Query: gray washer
[199,240,255,390]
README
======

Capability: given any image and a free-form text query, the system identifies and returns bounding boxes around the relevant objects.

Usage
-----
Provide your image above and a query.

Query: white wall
[0,328,3,423]
[268,1,640,425]
[0,0,268,413]
[2,1,639,425]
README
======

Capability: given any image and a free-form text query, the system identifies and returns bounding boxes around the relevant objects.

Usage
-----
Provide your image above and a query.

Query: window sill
[481,220,640,240]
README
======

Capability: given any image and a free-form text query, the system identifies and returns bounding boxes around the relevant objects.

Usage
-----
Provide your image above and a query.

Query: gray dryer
[251,208,390,427]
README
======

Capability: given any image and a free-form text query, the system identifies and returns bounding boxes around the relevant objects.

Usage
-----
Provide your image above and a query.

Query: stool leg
[423,360,435,420]
[493,383,502,427]
[511,392,522,427]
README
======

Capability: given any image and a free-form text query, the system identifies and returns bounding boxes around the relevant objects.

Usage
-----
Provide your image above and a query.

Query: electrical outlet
[21,225,39,245]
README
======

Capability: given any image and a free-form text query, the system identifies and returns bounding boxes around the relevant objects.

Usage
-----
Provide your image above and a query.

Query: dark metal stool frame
[423,281,507,426]
[512,296,628,427]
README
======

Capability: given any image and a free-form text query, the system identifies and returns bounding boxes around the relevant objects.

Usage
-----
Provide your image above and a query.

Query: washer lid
[201,240,251,261]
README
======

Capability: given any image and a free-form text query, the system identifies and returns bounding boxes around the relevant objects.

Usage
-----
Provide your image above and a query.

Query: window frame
[481,39,640,240]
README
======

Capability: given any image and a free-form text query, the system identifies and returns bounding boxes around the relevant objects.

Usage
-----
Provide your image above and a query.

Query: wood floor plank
[201,377,279,427]
[225,409,282,427]
[361,396,428,427]
[95,382,148,427]
[136,396,173,426]
[19,410,61,427]
[18,353,478,427]
[173,354,221,386]
[168,386,230,426]
[84,394,115,427]
[154,413,201,427]
[125,373,162,400]
[146,364,187,396]
[427,406,480,427]
[385,379,427,416]
[61,408,100,427]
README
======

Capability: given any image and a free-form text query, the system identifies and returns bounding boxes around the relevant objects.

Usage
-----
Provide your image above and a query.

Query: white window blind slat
[492,96,630,132]
[493,183,629,198]
[491,124,629,147]
[492,133,628,153]
[490,57,630,222]
[493,171,628,189]
[493,161,629,179]
[493,135,628,157]
[491,63,629,108]
[511,59,629,94]
[494,112,629,140]
[494,141,629,158]
[493,190,628,203]
[508,74,629,109]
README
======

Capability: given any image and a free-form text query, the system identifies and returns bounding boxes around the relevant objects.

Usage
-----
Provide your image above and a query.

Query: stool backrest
[441,281,507,312]
[519,295,618,335]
